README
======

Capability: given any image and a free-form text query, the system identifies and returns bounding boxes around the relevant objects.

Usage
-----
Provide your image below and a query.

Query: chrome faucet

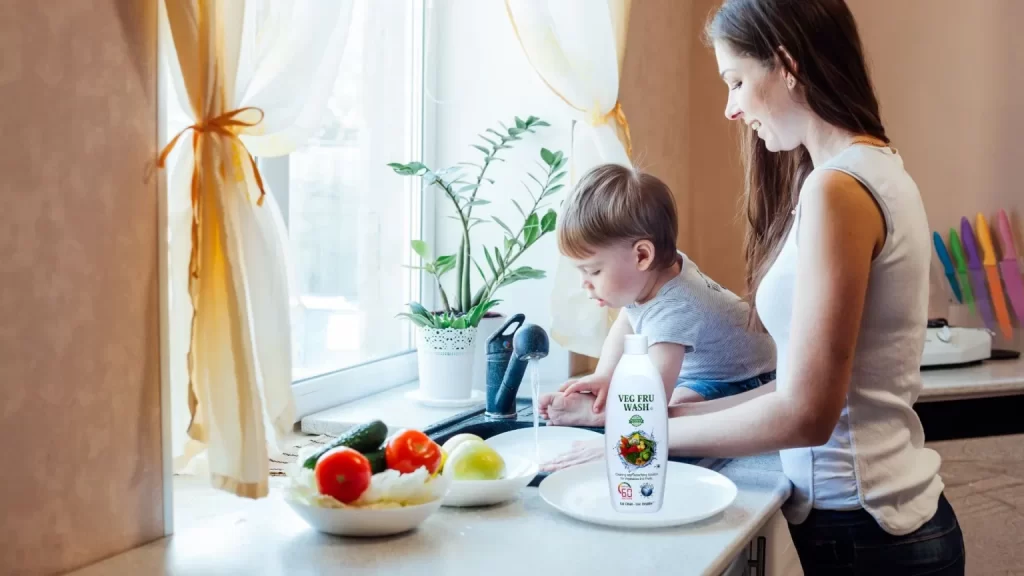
[485,318,549,419]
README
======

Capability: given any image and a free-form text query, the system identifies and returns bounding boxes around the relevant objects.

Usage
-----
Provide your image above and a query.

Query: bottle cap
[623,334,648,355]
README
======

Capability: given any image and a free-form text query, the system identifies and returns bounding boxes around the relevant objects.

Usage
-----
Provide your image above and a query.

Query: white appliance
[920,325,992,367]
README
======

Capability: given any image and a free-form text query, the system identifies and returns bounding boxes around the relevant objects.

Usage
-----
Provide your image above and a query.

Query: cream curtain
[159,0,353,498]
[505,0,633,359]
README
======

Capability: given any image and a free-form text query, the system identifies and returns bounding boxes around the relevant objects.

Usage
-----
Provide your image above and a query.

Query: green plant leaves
[524,213,541,245]
[541,148,556,166]
[483,248,498,276]
[435,254,457,276]
[541,209,557,233]
[411,240,429,259]
[390,115,566,322]
[498,266,546,288]
[492,216,515,239]
[388,161,429,176]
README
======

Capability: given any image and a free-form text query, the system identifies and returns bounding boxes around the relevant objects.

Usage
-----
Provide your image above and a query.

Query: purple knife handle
[961,217,982,270]
[971,269,997,329]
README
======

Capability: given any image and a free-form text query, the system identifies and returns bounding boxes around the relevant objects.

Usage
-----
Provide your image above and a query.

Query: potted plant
[389,115,567,402]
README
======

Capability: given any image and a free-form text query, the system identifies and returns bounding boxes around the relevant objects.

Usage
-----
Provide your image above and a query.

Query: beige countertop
[918,358,1024,402]
[70,358,1019,575]
[70,455,790,576]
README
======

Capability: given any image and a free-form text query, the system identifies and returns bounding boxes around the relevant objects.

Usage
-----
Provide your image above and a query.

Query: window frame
[270,0,434,420]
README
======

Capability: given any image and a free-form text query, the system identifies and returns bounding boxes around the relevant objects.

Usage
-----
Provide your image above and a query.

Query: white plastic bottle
[605,334,668,513]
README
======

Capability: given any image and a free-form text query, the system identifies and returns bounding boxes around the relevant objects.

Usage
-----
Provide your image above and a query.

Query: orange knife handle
[976,213,998,266]
[974,212,999,266]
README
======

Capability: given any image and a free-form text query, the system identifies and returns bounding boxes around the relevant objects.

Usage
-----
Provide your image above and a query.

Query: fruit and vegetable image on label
[617,430,657,470]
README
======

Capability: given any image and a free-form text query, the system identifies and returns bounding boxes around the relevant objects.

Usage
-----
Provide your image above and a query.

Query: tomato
[385,429,443,475]
[315,447,372,504]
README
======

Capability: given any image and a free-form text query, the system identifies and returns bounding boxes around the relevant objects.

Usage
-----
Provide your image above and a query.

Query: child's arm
[558,311,633,412]
[647,343,686,402]
[590,310,633,379]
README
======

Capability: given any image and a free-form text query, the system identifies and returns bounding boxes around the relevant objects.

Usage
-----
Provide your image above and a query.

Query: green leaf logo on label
[629,415,644,427]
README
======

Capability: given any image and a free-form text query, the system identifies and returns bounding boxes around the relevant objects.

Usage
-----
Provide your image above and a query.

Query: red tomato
[385,429,442,475]
[315,447,372,504]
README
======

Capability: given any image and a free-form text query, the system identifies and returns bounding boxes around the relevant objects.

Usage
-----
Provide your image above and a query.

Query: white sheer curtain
[160,0,353,497]
[505,0,633,359]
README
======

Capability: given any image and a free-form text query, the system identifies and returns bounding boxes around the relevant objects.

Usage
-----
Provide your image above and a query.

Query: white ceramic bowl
[442,455,539,507]
[285,496,445,537]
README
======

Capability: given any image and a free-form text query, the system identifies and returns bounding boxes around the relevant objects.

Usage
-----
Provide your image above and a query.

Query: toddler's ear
[633,240,656,272]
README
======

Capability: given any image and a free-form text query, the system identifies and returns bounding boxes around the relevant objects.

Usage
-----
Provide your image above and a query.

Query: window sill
[300,377,564,435]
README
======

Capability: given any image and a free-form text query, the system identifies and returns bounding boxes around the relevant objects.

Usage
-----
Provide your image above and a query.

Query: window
[163,1,429,417]
[267,0,427,416]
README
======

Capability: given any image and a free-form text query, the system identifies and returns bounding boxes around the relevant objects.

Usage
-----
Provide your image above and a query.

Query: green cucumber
[364,450,388,474]
[302,420,388,469]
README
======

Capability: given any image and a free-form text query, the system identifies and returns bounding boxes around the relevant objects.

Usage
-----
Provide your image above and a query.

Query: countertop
[917,357,1024,402]
[70,454,790,576]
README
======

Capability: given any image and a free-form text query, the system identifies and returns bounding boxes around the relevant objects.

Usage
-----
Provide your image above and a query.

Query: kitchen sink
[423,398,729,487]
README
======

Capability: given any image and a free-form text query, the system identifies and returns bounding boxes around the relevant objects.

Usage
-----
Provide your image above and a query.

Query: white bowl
[284,496,444,537]
[442,455,539,507]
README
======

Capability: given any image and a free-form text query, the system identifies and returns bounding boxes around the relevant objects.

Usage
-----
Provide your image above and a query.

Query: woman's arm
[668,380,775,417]
[666,171,885,458]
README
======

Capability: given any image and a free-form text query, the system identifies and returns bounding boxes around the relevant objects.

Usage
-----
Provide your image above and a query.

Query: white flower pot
[416,326,478,401]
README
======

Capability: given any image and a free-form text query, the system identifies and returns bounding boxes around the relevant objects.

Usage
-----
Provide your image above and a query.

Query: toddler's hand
[545,392,606,427]
[537,392,558,420]
[559,374,612,413]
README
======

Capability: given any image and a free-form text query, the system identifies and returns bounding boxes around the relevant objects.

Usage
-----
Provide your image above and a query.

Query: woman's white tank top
[756,144,944,535]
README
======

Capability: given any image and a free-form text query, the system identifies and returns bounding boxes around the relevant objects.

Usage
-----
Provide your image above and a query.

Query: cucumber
[302,420,388,469]
[364,450,388,474]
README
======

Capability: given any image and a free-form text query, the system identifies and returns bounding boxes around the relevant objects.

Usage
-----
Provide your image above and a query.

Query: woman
[543,0,965,573]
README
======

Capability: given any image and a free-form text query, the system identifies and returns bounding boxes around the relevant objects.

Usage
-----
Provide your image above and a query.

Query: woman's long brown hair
[705,0,888,330]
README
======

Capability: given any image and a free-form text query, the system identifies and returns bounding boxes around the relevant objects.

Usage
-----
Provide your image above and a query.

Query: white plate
[538,460,737,529]
[442,455,539,507]
[404,388,485,408]
[485,426,602,465]
[284,496,444,537]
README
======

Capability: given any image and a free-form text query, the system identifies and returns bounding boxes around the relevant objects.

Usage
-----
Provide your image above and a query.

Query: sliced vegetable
[302,420,389,469]
[315,447,372,504]
[385,429,443,475]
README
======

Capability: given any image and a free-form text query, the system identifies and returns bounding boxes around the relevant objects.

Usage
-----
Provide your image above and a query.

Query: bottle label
[609,390,662,509]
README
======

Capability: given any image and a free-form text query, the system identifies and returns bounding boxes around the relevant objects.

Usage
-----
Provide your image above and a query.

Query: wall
[849,0,1024,350]
[0,0,165,574]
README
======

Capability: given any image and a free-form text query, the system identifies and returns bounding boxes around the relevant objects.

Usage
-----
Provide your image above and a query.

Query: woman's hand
[540,438,604,472]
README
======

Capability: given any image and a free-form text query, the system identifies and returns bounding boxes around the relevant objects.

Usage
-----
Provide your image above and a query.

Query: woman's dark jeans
[788,493,965,575]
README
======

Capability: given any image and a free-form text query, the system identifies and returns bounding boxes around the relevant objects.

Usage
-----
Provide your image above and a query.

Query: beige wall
[850,0,1024,349]
[621,0,747,295]
[621,0,1023,350]
[0,1,164,574]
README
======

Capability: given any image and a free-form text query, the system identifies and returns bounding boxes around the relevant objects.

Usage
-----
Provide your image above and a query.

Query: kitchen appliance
[921,320,992,368]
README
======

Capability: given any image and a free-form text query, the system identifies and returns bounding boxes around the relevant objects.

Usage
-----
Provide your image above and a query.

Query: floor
[172,435,1024,575]
[929,434,1024,575]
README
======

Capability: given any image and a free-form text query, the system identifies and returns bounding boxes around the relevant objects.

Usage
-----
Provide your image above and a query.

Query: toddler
[539,164,776,427]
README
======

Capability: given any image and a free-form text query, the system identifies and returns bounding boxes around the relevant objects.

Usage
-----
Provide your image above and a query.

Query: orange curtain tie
[588,101,633,159]
[153,106,267,280]
[156,106,268,208]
